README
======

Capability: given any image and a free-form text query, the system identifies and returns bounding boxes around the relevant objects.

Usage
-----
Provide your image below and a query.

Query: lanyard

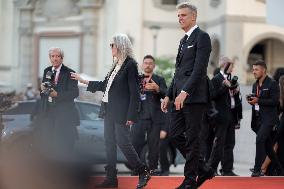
[256,84,261,97]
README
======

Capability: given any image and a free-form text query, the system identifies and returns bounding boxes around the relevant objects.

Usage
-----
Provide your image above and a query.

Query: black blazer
[167,27,212,104]
[87,56,140,124]
[251,76,280,127]
[139,74,167,123]
[40,64,80,140]
[211,72,232,123]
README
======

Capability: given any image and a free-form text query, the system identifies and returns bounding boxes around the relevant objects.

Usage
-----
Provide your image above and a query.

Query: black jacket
[87,56,140,124]
[251,76,280,127]
[139,74,167,123]
[167,27,211,104]
[39,64,80,142]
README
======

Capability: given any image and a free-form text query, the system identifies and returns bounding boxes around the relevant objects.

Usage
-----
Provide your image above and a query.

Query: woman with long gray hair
[71,33,151,188]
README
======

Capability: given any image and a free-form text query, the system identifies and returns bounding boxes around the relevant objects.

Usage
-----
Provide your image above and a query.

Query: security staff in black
[131,55,167,173]
[248,60,284,177]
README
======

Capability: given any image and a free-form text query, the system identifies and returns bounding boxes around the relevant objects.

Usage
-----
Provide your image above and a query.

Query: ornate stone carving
[34,0,80,18]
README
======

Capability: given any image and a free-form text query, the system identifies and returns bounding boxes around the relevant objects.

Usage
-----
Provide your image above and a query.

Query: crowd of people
[5,1,284,189]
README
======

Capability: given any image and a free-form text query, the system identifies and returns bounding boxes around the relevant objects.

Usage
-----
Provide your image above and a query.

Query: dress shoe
[175,177,197,189]
[136,166,151,189]
[251,170,265,177]
[221,171,239,176]
[95,166,118,188]
[160,170,170,176]
[197,167,215,188]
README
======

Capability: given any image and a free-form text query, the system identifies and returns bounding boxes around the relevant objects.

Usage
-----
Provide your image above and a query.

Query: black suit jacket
[167,27,211,104]
[40,64,80,141]
[211,72,232,124]
[251,76,280,128]
[139,74,167,123]
[87,56,140,124]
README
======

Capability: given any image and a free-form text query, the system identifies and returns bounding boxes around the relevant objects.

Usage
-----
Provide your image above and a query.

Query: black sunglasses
[110,43,115,48]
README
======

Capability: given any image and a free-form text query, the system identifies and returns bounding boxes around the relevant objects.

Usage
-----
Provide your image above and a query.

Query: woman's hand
[70,72,89,85]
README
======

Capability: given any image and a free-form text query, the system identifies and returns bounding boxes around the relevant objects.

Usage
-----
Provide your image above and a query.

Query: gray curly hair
[112,33,134,61]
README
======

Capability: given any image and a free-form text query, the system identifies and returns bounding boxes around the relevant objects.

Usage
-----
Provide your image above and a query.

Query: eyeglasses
[110,43,115,48]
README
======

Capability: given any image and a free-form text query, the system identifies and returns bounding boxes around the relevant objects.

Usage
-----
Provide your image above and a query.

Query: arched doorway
[247,38,284,82]
[208,38,220,77]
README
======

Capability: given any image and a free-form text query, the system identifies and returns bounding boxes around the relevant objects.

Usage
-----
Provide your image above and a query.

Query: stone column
[79,0,103,76]
[14,0,34,90]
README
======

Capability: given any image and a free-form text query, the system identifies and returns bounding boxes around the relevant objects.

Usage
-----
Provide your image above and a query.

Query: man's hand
[41,83,46,91]
[160,130,167,139]
[174,91,188,110]
[126,120,134,127]
[247,97,258,105]
[233,86,240,95]
[161,96,170,113]
[49,89,58,97]
[223,79,231,88]
[145,79,159,92]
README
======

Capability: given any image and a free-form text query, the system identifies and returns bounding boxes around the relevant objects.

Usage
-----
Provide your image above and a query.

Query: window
[162,0,178,5]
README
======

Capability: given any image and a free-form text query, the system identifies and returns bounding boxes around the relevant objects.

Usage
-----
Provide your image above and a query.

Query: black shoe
[136,166,151,189]
[221,171,238,176]
[249,168,254,173]
[160,170,170,176]
[95,166,118,188]
[95,178,118,188]
[149,169,160,176]
[197,167,215,188]
[175,177,197,189]
[251,170,265,177]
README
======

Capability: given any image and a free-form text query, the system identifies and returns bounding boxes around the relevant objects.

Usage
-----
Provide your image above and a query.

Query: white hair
[112,33,134,61]
[219,56,234,68]
[48,47,64,58]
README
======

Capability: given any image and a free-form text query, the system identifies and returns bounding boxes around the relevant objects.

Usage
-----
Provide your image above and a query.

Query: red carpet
[91,176,284,189]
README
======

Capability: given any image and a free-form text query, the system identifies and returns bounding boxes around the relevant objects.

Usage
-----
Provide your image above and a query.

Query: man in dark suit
[161,2,212,189]
[39,47,79,157]
[207,57,240,176]
[131,55,167,173]
[247,60,284,177]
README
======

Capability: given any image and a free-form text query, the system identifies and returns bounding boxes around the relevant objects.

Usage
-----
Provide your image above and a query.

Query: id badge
[140,94,146,101]
[255,104,260,111]
[48,96,53,103]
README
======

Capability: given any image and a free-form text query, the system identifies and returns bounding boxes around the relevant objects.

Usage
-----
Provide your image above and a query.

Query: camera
[41,71,55,96]
[226,74,239,90]
[246,93,256,101]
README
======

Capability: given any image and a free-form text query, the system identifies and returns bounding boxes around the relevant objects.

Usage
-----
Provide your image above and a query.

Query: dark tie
[177,34,188,63]
[52,70,57,84]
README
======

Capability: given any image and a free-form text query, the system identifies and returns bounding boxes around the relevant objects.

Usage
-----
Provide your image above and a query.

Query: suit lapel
[56,64,67,86]
[177,28,199,66]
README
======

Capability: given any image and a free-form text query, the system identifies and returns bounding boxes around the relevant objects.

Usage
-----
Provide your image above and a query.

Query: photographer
[37,47,80,158]
[248,60,284,177]
[131,55,167,174]
[207,57,241,176]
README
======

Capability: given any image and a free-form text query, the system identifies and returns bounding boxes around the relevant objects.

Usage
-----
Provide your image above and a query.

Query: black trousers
[221,120,235,172]
[207,113,234,171]
[131,119,161,170]
[253,119,282,171]
[169,104,207,179]
[159,137,170,172]
[104,113,143,171]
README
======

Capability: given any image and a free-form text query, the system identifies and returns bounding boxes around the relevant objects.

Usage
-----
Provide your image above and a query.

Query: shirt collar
[220,70,227,79]
[185,25,198,39]
[52,64,62,72]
